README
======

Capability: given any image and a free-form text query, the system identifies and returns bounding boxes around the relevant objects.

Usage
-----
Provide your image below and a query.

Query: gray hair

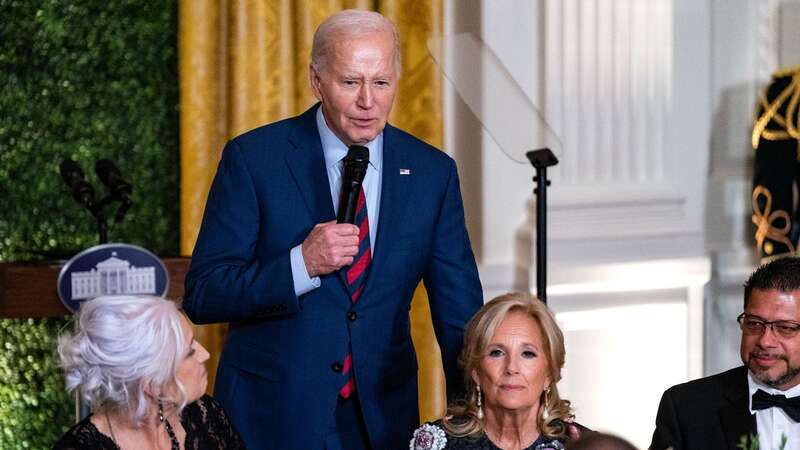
[311,9,401,75]
[57,295,187,425]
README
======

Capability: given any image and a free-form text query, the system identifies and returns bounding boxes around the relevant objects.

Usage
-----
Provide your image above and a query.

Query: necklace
[104,402,180,450]
[105,413,118,445]
[157,401,181,450]
[484,427,540,450]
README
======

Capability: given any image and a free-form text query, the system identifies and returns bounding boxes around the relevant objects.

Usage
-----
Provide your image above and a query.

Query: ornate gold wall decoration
[751,65,800,260]
[751,185,794,256]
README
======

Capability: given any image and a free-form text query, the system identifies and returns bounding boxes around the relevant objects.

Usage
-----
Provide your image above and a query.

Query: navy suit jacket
[650,366,757,450]
[184,104,483,449]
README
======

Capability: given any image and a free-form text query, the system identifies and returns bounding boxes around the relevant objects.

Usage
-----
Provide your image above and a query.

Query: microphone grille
[94,159,118,184]
[346,145,369,163]
[59,159,84,180]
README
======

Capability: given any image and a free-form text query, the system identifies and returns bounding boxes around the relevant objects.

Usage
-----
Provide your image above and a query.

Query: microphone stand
[526,148,558,303]
[93,206,109,245]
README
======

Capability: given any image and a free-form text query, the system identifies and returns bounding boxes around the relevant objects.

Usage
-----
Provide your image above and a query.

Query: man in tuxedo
[650,257,800,450]
[183,9,483,450]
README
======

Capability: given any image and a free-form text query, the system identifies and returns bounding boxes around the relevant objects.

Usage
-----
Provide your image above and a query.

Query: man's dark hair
[566,431,638,450]
[744,257,800,307]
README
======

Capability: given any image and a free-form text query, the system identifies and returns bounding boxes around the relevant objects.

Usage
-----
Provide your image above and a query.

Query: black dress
[409,419,568,450]
[53,395,246,450]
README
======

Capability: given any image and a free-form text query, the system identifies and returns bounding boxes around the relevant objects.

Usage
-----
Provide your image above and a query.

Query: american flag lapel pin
[399,168,411,175]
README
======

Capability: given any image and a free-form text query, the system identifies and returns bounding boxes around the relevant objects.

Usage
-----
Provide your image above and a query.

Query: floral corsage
[409,423,447,450]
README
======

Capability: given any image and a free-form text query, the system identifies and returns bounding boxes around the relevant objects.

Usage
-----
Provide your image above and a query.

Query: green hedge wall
[0,0,178,448]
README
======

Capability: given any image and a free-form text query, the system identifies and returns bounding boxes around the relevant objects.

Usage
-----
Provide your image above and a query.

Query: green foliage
[0,318,72,449]
[739,434,759,450]
[0,0,178,447]
[0,0,179,260]
[738,433,789,450]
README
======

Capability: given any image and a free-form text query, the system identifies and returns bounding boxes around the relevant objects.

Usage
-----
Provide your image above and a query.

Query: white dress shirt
[748,371,800,450]
[288,106,383,296]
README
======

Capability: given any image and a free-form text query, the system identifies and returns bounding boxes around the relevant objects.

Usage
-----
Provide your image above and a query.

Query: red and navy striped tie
[339,186,371,398]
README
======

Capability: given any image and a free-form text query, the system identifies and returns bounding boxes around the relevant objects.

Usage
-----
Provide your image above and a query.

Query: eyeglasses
[737,313,800,338]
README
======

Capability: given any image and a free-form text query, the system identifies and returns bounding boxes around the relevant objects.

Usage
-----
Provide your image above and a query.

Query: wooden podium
[0,257,191,318]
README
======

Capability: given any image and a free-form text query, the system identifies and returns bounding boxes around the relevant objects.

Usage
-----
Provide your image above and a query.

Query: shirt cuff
[290,244,320,296]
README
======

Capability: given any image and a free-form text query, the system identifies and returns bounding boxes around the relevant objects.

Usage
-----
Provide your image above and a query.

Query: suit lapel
[285,106,354,298]
[719,367,757,450]
[285,105,336,226]
[359,125,410,301]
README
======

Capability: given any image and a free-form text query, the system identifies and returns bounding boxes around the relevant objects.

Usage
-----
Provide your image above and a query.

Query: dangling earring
[158,399,165,423]
[476,385,484,420]
[541,387,551,421]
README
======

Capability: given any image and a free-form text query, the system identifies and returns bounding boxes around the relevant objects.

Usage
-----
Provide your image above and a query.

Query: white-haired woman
[53,295,245,449]
[410,293,586,450]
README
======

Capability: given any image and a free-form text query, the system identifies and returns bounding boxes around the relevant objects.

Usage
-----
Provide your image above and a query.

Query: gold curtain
[178,0,446,422]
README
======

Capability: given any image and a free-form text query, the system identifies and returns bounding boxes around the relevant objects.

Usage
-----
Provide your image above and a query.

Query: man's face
[740,289,800,390]
[310,31,398,146]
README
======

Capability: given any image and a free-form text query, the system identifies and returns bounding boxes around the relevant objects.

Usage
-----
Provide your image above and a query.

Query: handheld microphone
[337,145,370,224]
[59,159,96,208]
[95,159,132,203]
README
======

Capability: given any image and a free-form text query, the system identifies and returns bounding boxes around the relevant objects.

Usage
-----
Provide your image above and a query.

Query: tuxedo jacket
[650,366,757,450]
[183,104,483,450]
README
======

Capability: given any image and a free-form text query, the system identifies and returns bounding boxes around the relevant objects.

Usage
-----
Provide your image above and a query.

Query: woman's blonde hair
[443,292,572,439]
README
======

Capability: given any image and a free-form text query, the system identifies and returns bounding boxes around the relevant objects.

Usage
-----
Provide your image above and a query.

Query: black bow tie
[752,389,800,422]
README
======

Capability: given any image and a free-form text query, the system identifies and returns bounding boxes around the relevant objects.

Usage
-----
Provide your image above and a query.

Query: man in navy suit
[183,9,483,450]
[651,257,800,450]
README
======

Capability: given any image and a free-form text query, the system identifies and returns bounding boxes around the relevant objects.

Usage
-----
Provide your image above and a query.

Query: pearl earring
[476,384,484,420]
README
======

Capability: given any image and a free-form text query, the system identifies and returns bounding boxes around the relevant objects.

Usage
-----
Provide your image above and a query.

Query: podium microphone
[95,159,132,203]
[59,159,96,209]
[337,145,369,224]
[95,159,133,223]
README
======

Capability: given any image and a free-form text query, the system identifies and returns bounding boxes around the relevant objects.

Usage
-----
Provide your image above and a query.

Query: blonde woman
[411,293,585,450]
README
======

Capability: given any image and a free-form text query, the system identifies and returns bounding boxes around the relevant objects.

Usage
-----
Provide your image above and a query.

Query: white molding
[477,262,515,301]
[757,0,780,82]
[533,184,688,239]
[543,0,672,185]
[515,0,688,286]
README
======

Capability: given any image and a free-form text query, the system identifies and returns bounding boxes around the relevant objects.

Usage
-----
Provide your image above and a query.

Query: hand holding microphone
[301,145,369,277]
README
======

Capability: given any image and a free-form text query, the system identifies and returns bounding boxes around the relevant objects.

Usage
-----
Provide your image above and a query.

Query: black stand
[526,148,559,303]
[93,208,108,245]
[93,194,131,244]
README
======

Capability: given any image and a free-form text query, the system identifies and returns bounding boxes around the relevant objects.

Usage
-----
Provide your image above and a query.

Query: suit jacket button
[331,362,343,373]
[347,311,357,322]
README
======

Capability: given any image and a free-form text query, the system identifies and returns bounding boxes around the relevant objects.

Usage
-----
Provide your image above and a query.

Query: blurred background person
[53,295,246,450]
[410,292,584,450]
[568,432,638,450]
